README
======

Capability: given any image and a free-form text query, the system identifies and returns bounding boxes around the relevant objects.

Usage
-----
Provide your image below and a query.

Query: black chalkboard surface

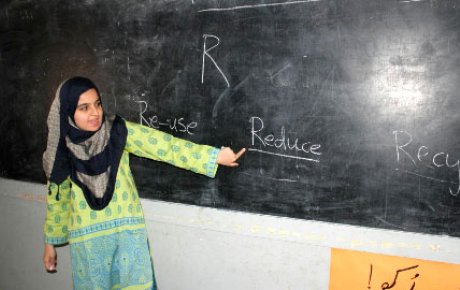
[1,0,460,237]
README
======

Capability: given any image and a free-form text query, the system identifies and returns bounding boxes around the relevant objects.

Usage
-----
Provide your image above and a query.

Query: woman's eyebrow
[77,98,101,107]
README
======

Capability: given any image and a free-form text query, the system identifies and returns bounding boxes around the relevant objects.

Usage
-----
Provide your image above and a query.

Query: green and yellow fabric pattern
[44,120,220,289]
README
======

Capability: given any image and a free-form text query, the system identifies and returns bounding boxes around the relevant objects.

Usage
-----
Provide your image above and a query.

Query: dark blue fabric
[69,115,127,210]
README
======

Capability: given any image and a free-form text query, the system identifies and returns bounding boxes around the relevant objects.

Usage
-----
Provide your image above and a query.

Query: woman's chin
[84,124,101,132]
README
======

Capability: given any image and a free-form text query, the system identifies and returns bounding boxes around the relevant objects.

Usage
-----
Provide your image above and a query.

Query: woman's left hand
[217,147,246,167]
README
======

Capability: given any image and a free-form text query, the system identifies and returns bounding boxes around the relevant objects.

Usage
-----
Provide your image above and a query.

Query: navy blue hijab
[43,77,127,210]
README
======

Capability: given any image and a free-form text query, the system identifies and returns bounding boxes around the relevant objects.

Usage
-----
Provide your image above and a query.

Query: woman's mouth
[88,119,100,128]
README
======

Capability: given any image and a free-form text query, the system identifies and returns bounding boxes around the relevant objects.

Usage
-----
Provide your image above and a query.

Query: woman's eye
[79,106,87,111]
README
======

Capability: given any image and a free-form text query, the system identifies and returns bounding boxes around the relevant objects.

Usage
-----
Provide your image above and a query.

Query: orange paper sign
[330,248,460,290]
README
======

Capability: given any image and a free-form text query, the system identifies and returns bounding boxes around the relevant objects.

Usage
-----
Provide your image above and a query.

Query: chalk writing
[393,130,460,196]
[135,100,198,135]
[202,34,230,87]
[398,0,425,3]
[249,116,321,162]
[197,0,322,13]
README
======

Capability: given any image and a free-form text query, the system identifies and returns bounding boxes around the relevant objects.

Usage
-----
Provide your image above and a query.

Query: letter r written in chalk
[202,34,230,87]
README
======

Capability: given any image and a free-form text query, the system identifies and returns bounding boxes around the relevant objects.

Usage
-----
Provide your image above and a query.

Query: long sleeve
[124,121,220,177]
[44,178,71,245]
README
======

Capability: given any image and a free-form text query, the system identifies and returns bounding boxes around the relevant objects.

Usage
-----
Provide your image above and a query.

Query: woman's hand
[217,147,246,167]
[43,244,57,273]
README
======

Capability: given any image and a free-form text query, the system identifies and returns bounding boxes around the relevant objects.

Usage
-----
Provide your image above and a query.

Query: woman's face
[73,88,103,131]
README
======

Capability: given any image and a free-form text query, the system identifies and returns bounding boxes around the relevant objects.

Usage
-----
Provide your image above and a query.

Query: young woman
[42,77,245,289]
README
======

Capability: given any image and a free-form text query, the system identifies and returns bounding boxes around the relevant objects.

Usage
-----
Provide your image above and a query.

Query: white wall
[1,177,459,290]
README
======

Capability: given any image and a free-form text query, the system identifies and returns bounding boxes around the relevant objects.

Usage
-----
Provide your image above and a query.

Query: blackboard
[1,0,460,237]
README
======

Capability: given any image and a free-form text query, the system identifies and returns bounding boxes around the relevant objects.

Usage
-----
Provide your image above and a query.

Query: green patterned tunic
[44,121,220,290]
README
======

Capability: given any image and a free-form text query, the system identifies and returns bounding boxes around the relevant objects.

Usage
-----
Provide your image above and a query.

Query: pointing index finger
[234,148,246,161]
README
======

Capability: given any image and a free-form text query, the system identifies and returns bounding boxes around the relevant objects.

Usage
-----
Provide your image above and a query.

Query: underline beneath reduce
[248,148,320,162]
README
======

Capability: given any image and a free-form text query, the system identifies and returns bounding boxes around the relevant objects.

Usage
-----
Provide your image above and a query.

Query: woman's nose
[89,105,99,115]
